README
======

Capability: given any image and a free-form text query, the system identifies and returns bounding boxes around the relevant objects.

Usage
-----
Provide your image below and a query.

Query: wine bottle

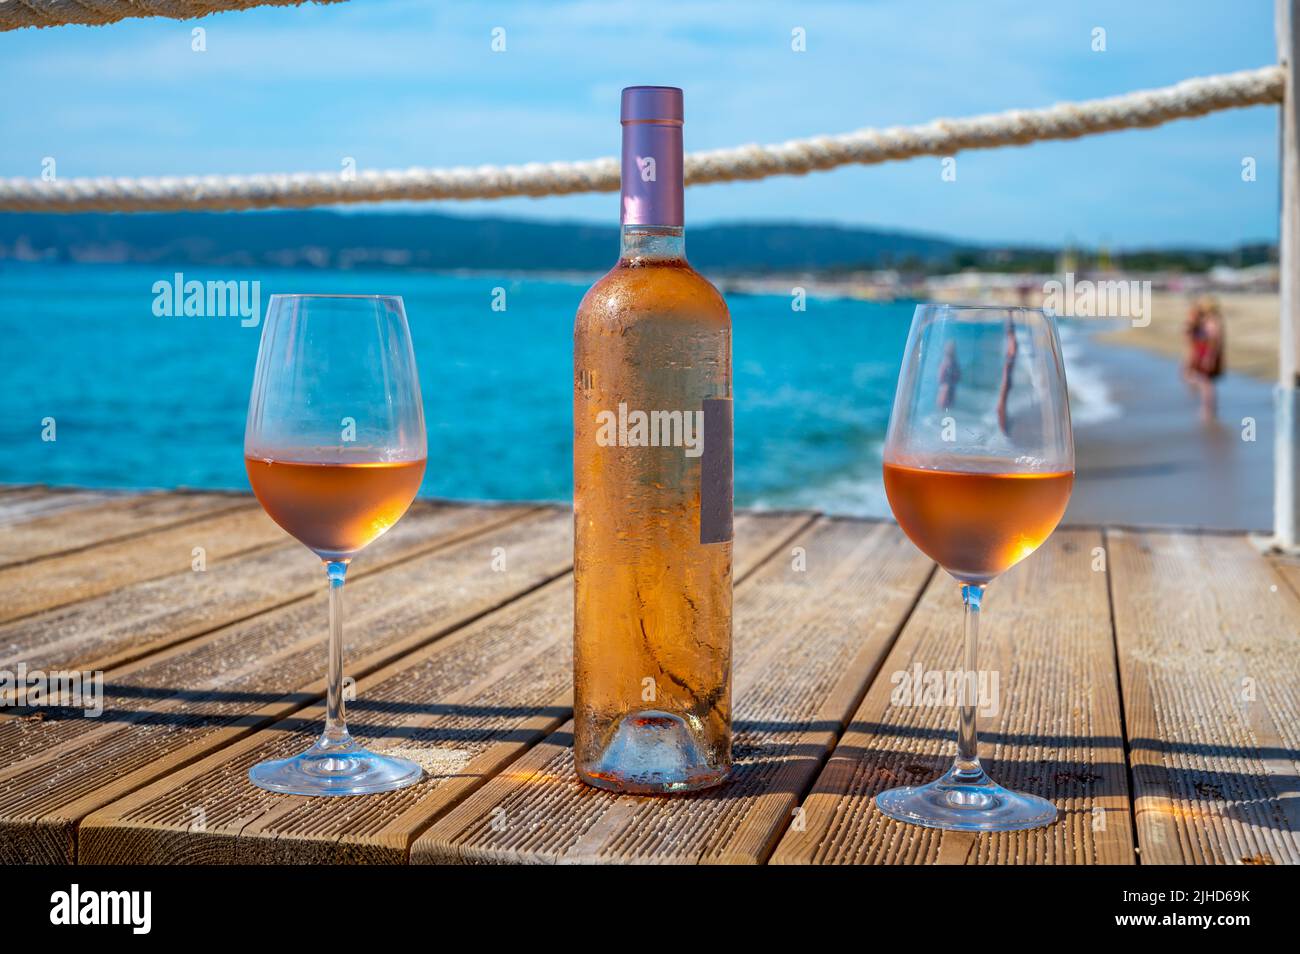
[573,86,734,793]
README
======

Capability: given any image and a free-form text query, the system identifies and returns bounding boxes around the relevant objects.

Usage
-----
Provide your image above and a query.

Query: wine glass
[244,294,428,796]
[877,304,1074,831]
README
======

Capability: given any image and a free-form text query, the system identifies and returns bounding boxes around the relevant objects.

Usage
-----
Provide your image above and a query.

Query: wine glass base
[876,764,1057,832]
[249,737,423,796]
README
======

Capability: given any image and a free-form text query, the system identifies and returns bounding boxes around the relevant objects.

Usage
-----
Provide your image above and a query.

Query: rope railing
[0,65,1284,213]
[0,0,345,32]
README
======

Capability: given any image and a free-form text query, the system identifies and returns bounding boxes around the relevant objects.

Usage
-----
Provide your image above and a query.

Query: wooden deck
[1,486,1297,865]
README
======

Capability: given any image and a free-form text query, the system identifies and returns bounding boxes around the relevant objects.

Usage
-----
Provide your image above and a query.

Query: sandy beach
[896,283,1278,530]
[734,274,1282,530]
[1056,291,1277,530]
[1098,291,1280,382]
[1023,290,1277,531]
[723,274,1281,380]
[1065,335,1272,531]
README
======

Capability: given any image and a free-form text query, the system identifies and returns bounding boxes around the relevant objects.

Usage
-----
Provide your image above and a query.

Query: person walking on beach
[996,317,1018,434]
[1182,298,1208,386]
[937,341,960,410]
[1183,295,1225,421]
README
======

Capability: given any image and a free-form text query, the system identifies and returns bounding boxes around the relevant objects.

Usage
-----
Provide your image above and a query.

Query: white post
[1274,0,1300,548]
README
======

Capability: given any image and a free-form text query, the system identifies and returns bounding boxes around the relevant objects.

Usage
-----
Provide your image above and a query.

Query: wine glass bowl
[244,294,428,796]
[881,463,1073,584]
[244,456,427,562]
[876,304,1074,831]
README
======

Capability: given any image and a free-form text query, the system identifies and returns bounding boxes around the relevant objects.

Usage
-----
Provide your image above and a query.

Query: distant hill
[0,210,966,274]
[0,211,1273,275]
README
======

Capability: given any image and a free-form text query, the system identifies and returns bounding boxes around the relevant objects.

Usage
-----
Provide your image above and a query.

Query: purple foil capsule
[620,86,684,228]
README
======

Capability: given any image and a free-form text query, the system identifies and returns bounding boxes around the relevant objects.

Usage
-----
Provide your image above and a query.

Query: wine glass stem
[324,560,351,748]
[954,583,986,778]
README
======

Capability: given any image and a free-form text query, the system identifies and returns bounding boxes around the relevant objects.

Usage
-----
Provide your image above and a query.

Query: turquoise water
[0,262,920,515]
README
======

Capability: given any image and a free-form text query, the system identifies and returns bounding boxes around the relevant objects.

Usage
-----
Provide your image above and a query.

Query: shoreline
[1064,329,1272,531]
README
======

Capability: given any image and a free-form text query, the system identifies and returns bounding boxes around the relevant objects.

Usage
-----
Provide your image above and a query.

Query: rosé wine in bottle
[573,86,734,793]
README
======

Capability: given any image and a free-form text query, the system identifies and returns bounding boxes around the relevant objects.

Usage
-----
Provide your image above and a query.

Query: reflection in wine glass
[877,304,1074,831]
[244,294,427,796]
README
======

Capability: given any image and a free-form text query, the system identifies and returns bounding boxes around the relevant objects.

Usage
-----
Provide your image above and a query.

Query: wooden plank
[0,488,58,514]
[1109,529,1300,865]
[0,488,44,505]
[411,517,934,865]
[770,530,1134,865]
[0,507,573,863]
[79,513,812,864]
[1268,548,1300,604]
[0,491,251,569]
[0,501,523,673]
[0,502,280,624]
[0,488,122,526]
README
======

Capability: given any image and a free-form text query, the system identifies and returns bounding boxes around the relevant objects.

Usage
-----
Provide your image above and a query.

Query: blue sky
[0,0,1281,248]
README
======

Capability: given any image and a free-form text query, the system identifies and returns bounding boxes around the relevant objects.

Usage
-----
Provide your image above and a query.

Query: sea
[0,262,1119,517]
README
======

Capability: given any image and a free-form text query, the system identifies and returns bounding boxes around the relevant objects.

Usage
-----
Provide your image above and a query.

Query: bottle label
[700,398,733,544]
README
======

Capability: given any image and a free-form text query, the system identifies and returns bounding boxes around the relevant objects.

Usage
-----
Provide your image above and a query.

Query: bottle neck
[620,117,684,231]
[619,225,685,263]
